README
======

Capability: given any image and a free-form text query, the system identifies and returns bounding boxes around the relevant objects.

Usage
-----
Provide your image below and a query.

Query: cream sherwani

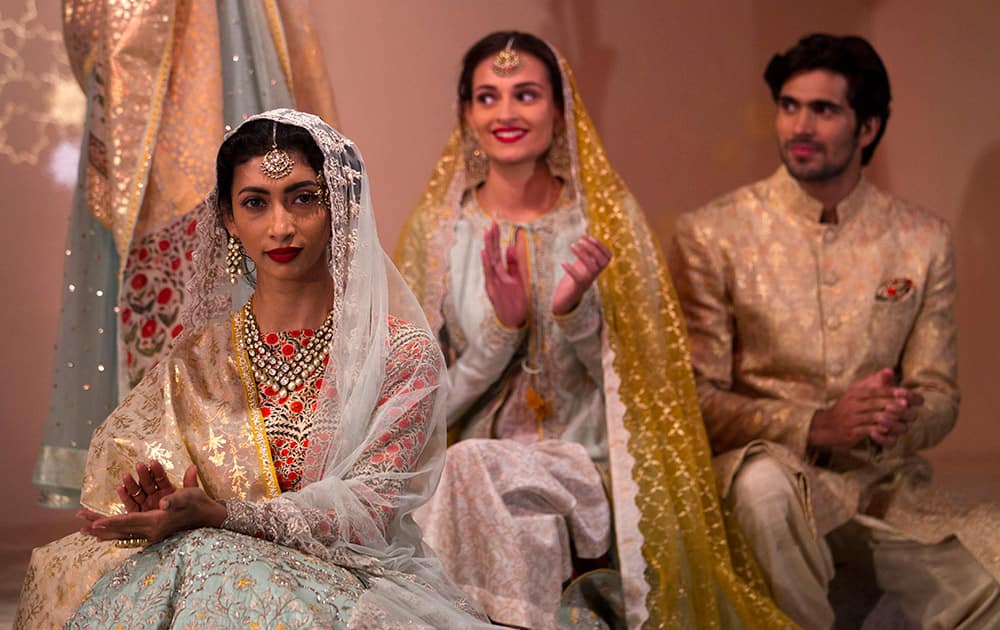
[670,167,1000,629]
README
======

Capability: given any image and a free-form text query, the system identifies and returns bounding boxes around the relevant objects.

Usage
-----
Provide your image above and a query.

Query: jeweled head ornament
[492,37,521,76]
[260,122,295,179]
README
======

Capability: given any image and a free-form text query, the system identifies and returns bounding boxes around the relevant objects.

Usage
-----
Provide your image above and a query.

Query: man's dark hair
[764,34,891,165]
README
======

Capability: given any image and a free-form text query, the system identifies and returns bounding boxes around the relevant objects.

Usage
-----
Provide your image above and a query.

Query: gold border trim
[81,47,98,85]
[262,0,295,98]
[231,310,281,499]
[116,7,177,267]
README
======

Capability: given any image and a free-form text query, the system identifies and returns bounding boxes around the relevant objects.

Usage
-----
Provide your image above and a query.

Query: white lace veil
[185,110,480,623]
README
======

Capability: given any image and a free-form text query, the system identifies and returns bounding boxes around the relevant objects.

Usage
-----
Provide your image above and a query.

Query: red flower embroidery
[171,257,181,271]
[186,219,197,235]
[281,344,295,357]
[158,239,170,251]
[290,401,304,413]
[171,324,184,338]
[121,308,132,324]
[141,319,157,338]
[157,287,173,304]
[131,274,148,290]
[138,247,149,261]
[265,333,279,345]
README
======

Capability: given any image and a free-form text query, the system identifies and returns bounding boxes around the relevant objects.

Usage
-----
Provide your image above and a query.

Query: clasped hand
[481,222,612,327]
[809,368,924,451]
[77,461,227,545]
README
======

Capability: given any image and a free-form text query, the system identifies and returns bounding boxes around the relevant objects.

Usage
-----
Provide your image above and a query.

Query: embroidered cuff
[553,293,601,342]
[484,310,527,350]
[219,499,264,538]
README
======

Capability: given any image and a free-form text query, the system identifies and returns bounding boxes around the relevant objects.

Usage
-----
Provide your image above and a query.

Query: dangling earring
[546,125,571,180]
[226,234,244,284]
[462,126,489,185]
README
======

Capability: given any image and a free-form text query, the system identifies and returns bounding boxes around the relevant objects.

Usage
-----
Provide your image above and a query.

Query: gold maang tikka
[492,37,521,76]
[260,122,295,179]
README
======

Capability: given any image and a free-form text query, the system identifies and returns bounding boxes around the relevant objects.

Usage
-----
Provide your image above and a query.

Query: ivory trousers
[727,453,1000,630]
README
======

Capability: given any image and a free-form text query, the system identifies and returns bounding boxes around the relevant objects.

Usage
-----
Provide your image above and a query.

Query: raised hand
[481,222,528,328]
[552,235,612,315]
[809,368,904,450]
[78,464,227,545]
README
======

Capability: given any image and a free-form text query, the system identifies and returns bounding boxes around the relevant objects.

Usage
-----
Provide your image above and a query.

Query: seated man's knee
[728,455,800,529]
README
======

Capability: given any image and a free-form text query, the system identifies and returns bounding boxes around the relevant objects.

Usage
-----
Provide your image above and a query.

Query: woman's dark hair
[215,119,325,216]
[764,33,891,165]
[457,31,564,112]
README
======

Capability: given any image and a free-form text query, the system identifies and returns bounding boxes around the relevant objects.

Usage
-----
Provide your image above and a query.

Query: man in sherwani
[669,33,999,629]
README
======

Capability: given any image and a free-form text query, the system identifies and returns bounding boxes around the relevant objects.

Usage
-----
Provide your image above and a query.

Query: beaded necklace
[242,298,334,398]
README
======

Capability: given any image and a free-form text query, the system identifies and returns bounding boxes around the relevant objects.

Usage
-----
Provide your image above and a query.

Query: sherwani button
[823,271,839,285]
[823,229,837,243]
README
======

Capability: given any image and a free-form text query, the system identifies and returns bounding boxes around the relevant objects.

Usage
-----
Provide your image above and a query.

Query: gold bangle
[114,536,149,549]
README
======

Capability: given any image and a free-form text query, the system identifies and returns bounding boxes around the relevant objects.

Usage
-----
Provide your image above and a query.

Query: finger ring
[131,489,143,498]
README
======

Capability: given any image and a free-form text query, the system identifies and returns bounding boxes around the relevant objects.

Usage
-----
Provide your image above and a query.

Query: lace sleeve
[221,320,441,559]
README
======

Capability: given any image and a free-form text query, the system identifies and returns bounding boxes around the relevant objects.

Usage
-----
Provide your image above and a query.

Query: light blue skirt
[67,528,365,629]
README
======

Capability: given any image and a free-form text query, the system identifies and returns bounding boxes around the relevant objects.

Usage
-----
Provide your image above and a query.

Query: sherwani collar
[767,166,871,227]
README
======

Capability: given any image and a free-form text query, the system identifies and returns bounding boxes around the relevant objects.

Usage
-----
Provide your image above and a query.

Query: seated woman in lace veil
[395,31,795,629]
[16,109,488,629]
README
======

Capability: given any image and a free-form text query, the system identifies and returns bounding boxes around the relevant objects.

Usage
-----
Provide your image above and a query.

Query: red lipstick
[265,247,302,263]
[492,127,527,143]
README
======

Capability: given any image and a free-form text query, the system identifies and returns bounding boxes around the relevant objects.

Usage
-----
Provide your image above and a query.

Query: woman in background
[396,31,793,629]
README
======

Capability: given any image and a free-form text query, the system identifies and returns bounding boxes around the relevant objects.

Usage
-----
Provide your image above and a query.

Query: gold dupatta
[395,52,793,628]
[81,316,280,513]
[17,316,281,628]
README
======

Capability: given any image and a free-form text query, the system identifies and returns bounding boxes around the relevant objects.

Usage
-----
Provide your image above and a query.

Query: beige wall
[2,0,998,534]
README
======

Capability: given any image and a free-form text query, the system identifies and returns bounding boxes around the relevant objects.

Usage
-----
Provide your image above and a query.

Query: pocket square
[875,278,914,302]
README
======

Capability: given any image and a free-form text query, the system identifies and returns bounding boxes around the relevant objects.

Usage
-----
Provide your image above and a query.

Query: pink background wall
[2,0,998,541]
